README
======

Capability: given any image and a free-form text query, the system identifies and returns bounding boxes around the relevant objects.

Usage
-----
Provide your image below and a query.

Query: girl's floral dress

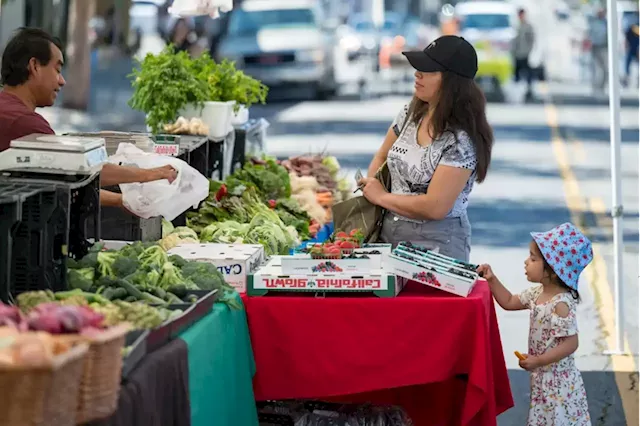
[519,285,591,426]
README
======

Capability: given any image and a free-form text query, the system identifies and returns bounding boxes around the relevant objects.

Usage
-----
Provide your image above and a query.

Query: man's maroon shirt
[0,91,54,151]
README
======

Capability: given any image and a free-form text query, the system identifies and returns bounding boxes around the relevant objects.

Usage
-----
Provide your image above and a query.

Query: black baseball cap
[402,35,478,79]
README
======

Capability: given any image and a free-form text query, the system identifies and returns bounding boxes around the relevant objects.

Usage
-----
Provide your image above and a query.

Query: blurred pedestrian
[588,9,608,93]
[623,21,639,87]
[512,8,535,99]
[169,18,198,54]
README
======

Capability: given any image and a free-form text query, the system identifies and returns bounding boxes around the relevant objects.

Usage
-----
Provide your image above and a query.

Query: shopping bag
[332,162,391,243]
[108,143,209,221]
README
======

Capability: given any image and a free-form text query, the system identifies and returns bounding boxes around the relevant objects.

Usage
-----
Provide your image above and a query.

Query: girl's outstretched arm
[477,264,526,311]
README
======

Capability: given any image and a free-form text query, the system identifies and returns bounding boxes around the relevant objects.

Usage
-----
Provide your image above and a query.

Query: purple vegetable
[78,306,105,328]
[57,306,84,333]
[28,311,63,334]
[0,303,22,322]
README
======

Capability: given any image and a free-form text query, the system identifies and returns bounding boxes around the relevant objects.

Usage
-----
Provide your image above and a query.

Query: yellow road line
[572,138,586,164]
[542,88,638,423]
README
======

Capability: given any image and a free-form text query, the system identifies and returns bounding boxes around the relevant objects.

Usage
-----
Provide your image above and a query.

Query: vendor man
[0,27,177,210]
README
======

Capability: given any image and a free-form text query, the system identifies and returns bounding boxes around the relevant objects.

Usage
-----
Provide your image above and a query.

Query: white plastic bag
[108,143,209,221]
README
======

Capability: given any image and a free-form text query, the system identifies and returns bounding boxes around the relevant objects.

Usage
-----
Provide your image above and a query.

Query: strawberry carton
[281,253,375,274]
[385,242,484,297]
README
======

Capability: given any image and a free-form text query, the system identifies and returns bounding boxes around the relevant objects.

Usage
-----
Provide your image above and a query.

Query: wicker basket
[64,324,129,424]
[0,342,89,426]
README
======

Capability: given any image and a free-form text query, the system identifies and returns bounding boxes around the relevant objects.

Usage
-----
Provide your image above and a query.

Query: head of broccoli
[168,254,188,269]
[119,241,145,259]
[138,245,168,270]
[112,256,140,278]
[158,262,186,290]
[97,251,118,278]
[181,261,231,291]
[67,268,95,291]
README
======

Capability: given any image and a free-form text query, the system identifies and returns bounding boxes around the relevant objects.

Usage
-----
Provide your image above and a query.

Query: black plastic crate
[88,185,161,242]
[0,173,100,303]
[98,206,162,242]
[207,139,224,180]
[67,172,101,259]
[0,185,31,303]
[180,136,208,177]
[231,128,247,175]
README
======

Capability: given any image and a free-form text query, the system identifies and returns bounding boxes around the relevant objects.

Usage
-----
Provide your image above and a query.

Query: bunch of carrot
[315,191,333,207]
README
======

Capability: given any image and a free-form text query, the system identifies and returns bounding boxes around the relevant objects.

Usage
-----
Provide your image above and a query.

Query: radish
[28,311,63,334]
[57,307,84,333]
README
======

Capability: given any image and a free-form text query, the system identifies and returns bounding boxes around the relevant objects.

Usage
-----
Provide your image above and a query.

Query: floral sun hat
[530,222,593,290]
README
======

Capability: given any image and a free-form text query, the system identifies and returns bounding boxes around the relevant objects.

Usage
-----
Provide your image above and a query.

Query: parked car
[216,0,339,100]
[454,1,517,98]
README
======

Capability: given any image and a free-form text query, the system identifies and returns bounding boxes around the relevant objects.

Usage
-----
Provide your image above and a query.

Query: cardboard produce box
[248,264,403,298]
[385,242,484,297]
[168,243,265,292]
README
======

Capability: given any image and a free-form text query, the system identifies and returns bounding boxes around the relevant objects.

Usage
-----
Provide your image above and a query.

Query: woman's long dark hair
[406,71,493,182]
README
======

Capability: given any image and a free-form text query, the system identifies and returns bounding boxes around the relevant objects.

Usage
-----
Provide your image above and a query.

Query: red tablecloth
[243,280,514,426]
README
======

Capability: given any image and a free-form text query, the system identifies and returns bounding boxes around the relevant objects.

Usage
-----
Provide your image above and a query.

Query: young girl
[477,222,593,426]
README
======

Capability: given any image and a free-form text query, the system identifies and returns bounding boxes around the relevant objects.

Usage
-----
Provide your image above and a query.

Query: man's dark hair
[1,27,63,86]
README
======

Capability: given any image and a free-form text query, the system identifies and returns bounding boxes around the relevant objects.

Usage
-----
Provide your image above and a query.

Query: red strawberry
[339,241,355,249]
[268,199,276,209]
[335,231,348,240]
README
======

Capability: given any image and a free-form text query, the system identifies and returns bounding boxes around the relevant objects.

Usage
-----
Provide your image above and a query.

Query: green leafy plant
[128,46,268,133]
[206,59,268,111]
[128,45,210,134]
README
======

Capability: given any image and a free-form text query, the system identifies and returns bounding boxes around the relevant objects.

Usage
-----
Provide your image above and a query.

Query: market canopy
[168,0,233,17]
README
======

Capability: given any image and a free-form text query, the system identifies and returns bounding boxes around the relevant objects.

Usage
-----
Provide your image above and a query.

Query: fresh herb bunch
[128,47,268,133]
[206,59,268,112]
[128,45,210,134]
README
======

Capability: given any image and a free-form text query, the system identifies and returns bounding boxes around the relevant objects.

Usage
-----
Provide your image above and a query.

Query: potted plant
[204,59,268,126]
[128,45,209,134]
[129,46,268,137]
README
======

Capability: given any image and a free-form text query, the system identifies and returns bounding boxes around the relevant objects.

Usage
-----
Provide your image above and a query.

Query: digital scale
[0,134,108,176]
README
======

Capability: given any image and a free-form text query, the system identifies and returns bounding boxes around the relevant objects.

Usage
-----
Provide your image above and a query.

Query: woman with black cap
[358,35,493,262]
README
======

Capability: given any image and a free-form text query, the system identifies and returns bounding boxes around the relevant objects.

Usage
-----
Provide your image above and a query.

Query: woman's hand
[518,354,542,371]
[359,177,387,205]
